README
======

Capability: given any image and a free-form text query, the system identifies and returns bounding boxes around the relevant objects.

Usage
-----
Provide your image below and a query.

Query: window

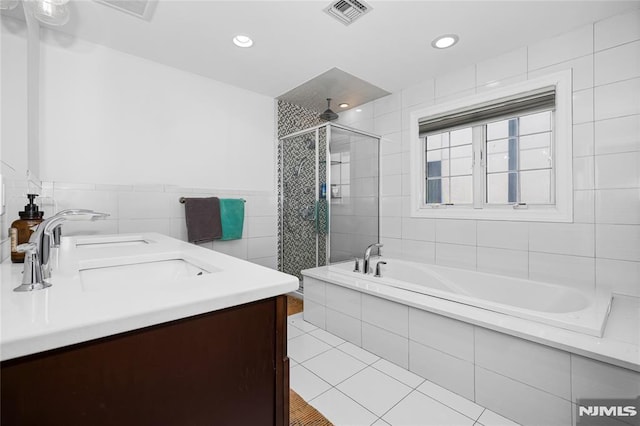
[409,71,573,222]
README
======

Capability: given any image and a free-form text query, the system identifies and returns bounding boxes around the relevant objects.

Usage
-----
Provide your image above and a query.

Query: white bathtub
[327,258,612,337]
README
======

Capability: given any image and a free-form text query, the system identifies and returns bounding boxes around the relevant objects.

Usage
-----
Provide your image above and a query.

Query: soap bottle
[10,194,45,263]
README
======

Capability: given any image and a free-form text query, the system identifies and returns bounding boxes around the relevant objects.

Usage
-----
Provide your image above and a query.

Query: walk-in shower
[278,123,380,292]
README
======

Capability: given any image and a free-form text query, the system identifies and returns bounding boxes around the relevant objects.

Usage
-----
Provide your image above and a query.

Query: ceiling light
[356,109,362,112]
[233,35,253,48]
[431,34,459,49]
[339,103,349,108]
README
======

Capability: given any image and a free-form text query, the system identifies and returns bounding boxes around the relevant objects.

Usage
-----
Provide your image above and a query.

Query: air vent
[324,0,372,25]
[94,0,158,21]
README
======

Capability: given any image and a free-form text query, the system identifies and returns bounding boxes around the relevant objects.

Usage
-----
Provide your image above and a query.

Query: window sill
[409,204,573,222]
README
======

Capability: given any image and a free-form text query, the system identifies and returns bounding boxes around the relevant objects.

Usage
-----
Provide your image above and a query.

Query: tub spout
[374,261,387,278]
[363,243,383,274]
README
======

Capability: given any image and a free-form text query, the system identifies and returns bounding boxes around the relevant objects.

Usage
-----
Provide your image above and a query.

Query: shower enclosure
[278,123,380,291]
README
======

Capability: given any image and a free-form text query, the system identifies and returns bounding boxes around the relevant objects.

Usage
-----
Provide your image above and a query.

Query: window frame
[409,70,573,222]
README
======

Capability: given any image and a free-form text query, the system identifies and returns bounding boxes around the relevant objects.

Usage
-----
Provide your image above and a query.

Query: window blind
[419,87,556,135]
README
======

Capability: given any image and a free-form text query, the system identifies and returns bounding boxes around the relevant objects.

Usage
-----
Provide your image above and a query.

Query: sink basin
[80,259,213,291]
[76,235,152,249]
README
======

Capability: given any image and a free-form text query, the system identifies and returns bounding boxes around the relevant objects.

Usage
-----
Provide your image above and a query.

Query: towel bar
[179,197,245,204]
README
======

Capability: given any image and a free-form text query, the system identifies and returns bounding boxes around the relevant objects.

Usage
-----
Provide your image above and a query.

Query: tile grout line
[296,317,491,425]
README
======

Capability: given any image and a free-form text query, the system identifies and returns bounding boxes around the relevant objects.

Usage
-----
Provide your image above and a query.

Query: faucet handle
[353,258,361,272]
[13,243,51,292]
[374,261,387,278]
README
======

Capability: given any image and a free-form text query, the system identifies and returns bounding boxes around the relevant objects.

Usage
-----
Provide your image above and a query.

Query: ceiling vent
[324,0,372,26]
[94,0,158,21]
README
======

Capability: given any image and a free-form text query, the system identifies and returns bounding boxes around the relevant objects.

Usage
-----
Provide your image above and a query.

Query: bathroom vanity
[0,233,298,426]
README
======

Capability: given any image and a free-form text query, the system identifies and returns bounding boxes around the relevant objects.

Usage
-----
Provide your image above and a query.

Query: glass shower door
[328,127,379,264]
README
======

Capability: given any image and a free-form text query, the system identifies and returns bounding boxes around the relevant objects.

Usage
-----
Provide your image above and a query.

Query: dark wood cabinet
[1,295,289,426]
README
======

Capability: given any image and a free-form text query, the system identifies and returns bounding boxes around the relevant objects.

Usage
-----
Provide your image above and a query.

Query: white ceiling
[12,1,640,99]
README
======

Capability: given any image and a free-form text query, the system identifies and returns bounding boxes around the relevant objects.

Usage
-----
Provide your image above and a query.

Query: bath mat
[289,389,333,426]
[287,297,330,425]
[287,296,304,316]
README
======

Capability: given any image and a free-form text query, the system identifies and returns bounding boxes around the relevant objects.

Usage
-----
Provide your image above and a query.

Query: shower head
[319,98,339,121]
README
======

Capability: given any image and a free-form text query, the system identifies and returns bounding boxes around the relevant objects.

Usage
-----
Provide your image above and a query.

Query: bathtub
[302,260,637,426]
[327,258,612,337]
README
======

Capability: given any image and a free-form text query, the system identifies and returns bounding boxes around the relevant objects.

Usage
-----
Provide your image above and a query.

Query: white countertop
[303,265,640,372]
[1,233,298,361]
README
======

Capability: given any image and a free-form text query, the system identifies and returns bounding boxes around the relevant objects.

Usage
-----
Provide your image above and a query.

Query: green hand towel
[219,198,245,241]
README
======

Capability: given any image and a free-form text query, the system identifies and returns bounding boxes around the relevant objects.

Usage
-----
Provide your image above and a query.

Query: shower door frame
[279,122,381,280]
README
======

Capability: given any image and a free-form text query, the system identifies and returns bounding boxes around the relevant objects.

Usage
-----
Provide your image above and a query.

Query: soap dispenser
[10,194,45,263]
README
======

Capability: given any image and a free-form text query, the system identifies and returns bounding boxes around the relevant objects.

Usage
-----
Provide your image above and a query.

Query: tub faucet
[363,243,383,274]
[14,209,109,292]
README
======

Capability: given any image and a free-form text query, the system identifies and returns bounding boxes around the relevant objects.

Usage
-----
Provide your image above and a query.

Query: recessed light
[339,103,349,108]
[356,109,362,112]
[233,35,253,48]
[431,34,459,49]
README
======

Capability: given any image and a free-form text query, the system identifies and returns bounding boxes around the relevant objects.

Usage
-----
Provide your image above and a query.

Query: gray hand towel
[184,197,222,243]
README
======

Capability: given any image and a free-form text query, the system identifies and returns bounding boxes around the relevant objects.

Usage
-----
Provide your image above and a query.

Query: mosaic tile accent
[277,101,325,287]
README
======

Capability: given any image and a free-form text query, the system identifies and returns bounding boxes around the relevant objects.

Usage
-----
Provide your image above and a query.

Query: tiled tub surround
[0,180,279,267]
[302,271,640,426]
[336,7,640,299]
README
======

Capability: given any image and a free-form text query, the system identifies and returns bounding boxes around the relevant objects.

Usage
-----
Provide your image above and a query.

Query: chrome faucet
[14,209,109,292]
[362,243,383,274]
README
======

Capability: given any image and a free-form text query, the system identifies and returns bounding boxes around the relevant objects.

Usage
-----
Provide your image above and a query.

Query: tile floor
[288,312,522,426]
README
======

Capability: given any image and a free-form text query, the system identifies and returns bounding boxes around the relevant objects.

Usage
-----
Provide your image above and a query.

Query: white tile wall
[326,308,362,345]
[528,24,593,70]
[408,308,474,362]
[435,243,476,270]
[594,115,640,155]
[571,355,640,401]
[594,8,640,51]
[400,239,436,264]
[362,294,408,337]
[595,151,640,189]
[572,122,594,158]
[41,181,279,267]
[595,188,640,224]
[435,65,476,99]
[596,258,640,297]
[596,224,640,262]
[476,221,528,251]
[477,247,528,279]
[362,322,409,368]
[475,367,573,426]
[358,8,640,298]
[595,40,640,86]
[475,328,572,400]
[529,252,595,291]
[476,48,527,87]
[594,78,640,121]
[325,282,362,318]
[409,340,475,400]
